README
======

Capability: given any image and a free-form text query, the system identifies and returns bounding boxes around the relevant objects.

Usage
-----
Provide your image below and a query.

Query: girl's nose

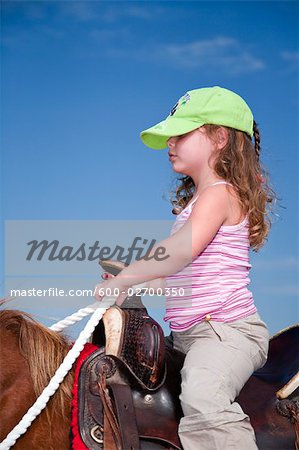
[167,136,176,148]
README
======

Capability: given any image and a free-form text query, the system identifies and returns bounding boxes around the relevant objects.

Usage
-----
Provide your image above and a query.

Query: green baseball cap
[140,86,254,150]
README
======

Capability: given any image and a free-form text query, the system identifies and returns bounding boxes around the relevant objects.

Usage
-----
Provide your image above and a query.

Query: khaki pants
[171,312,270,450]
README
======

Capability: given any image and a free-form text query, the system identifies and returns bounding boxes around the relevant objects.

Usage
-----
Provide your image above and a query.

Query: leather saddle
[102,305,166,390]
[78,330,184,449]
[78,259,184,449]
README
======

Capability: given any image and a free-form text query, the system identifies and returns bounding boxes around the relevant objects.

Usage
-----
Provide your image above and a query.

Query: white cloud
[279,50,299,74]
[101,5,155,23]
[106,36,266,75]
[159,37,265,73]
[58,3,162,23]
[281,50,299,62]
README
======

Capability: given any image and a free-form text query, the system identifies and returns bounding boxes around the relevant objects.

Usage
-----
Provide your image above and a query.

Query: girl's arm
[146,277,166,294]
[95,185,229,303]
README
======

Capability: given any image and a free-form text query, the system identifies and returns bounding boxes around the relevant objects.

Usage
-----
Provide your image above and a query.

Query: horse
[0,307,74,450]
[0,298,298,449]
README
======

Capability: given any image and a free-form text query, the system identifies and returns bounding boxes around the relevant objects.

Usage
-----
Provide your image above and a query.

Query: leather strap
[97,371,122,450]
[103,413,119,450]
[110,383,141,450]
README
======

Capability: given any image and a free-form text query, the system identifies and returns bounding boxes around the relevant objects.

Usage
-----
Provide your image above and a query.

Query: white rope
[49,302,100,332]
[0,297,115,450]
[50,283,147,332]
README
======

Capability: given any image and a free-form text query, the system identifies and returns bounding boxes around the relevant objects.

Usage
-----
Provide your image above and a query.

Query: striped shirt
[164,181,257,332]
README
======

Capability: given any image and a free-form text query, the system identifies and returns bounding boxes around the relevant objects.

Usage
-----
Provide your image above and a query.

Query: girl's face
[167,127,217,177]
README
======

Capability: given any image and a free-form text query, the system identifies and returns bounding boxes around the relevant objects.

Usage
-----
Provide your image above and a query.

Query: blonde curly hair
[169,122,278,252]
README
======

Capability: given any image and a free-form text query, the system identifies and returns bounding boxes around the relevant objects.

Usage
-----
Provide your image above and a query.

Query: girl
[95,86,277,449]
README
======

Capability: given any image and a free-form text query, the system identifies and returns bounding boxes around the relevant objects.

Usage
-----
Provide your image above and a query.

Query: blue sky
[1,1,298,337]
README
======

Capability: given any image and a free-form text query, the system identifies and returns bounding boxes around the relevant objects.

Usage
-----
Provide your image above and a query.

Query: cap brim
[140,117,205,150]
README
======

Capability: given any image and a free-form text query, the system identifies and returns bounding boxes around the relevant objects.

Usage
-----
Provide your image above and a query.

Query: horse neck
[0,328,35,437]
[0,310,74,425]
[0,327,72,449]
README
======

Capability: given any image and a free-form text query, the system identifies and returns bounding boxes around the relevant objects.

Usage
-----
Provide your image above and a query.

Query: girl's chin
[171,163,188,175]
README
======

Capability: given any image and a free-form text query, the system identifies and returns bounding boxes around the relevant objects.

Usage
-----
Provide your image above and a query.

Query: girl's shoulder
[193,181,246,227]
[209,182,246,226]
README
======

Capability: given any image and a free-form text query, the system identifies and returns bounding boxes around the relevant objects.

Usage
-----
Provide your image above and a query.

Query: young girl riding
[95,85,276,449]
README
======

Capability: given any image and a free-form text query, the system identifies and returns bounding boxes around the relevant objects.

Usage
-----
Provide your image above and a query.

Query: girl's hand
[101,271,114,281]
[94,273,131,307]
[95,272,165,304]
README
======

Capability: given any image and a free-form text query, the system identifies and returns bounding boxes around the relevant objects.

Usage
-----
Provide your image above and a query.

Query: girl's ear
[216,127,229,149]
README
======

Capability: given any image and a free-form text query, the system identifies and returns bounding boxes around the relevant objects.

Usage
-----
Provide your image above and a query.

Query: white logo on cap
[170,93,190,116]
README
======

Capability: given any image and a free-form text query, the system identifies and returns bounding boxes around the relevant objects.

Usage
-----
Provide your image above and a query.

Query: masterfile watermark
[5,220,192,308]
[26,237,168,264]
[6,220,190,277]
[9,286,186,298]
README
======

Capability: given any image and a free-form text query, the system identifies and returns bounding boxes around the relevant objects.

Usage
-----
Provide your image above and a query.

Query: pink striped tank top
[164,181,257,332]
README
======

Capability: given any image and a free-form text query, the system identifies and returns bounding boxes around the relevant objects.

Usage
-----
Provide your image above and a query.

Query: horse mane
[0,302,74,421]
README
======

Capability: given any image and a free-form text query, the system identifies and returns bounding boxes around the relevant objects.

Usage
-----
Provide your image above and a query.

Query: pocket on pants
[244,314,269,363]
[249,322,269,370]
[206,320,225,342]
[231,313,270,371]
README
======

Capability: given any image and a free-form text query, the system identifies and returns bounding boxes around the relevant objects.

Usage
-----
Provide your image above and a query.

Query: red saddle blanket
[71,343,99,450]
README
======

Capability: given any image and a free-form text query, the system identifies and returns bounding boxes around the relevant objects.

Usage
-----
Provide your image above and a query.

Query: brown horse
[0,308,74,450]
[0,305,298,450]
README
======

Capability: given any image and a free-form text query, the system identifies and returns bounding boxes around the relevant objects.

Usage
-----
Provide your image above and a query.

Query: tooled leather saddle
[78,310,184,449]
[78,260,184,449]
